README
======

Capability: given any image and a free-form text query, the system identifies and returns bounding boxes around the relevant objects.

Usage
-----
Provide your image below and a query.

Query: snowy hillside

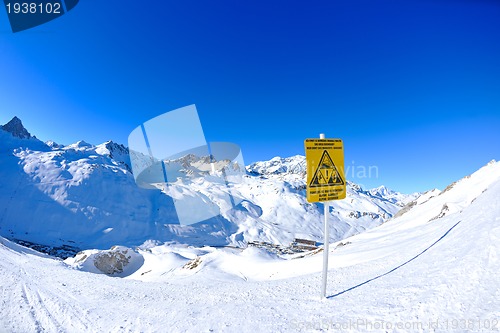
[0,158,498,332]
[0,117,415,253]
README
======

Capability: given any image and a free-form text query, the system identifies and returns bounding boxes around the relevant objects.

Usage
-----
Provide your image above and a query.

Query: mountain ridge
[0,117,427,253]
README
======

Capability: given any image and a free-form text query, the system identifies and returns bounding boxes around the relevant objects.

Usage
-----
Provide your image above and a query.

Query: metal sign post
[320,133,329,299]
[304,133,346,299]
[322,200,329,298]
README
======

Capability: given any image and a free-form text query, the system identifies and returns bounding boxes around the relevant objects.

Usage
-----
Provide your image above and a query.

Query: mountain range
[1,116,418,253]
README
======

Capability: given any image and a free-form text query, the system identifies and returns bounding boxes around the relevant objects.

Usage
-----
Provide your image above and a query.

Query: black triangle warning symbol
[309,150,345,187]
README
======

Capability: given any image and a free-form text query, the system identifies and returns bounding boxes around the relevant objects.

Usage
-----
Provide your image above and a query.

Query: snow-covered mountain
[247,155,307,176]
[0,117,416,253]
[0,145,498,332]
[368,185,420,206]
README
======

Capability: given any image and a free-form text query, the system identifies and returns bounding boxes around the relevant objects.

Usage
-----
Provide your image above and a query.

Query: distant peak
[95,140,129,161]
[64,140,93,150]
[45,140,63,149]
[97,140,127,151]
[1,116,32,139]
[246,155,306,175]
[75,140,91,146]
[369,185,393,195]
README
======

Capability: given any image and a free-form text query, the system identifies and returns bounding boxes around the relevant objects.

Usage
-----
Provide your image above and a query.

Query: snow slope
[0,117,415,252]
[0,160,498,332]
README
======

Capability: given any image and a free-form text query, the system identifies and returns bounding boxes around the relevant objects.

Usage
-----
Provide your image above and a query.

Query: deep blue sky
[1,0,499,193]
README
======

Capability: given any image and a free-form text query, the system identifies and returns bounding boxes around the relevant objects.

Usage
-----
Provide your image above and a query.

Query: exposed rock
[392,200,417,219]
[93,246,141,275]
[183,256,202,270]
[429,203,450,222]
[1,116,32,139]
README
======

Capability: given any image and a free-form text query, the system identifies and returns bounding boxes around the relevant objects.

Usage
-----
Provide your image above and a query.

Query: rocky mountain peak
[1,116,32,139]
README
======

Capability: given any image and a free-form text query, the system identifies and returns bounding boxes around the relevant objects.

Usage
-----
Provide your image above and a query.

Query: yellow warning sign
[305,139,346,202]
[310,150,344,187]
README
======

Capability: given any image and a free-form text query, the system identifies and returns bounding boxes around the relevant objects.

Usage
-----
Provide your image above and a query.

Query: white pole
[322,202,329,298]
[319,133,329,299]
